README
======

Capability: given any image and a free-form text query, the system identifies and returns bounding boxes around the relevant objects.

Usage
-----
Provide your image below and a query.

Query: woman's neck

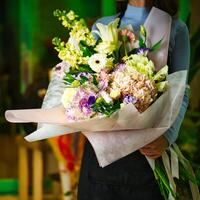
[128,0,152,7]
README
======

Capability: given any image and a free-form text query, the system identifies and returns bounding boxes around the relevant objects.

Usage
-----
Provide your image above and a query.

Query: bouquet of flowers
[52,10,168,122]
[5,9,200,200]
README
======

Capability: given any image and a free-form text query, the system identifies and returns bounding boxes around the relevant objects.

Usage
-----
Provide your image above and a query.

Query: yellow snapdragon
[62,20,71,29]
[58,42,87,68]
[66,10,78,21]
[70,21,96,46]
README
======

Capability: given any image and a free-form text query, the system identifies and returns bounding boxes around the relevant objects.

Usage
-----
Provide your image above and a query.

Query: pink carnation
[121,29,135,42]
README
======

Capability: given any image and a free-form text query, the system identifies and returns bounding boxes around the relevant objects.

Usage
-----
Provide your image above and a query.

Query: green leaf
[127,48,138,56]
[79,76,89,84]
[68,68,79,75]
[79,40,96,57]
[154,160,177,199]
[139,36,146,48]
[93,75,98,86]
[63,73,75,85]
[150,39,163,52]
[92,99,121,116]
[78,64,95,73]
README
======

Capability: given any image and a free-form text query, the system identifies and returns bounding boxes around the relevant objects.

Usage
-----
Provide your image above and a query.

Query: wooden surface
[33,149,43,200]
[19,146,29,200]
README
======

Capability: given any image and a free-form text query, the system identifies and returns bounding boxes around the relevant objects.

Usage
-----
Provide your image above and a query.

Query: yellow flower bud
[140,25,146,37]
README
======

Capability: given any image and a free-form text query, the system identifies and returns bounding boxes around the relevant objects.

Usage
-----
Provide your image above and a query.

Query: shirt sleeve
[163,21,190,145]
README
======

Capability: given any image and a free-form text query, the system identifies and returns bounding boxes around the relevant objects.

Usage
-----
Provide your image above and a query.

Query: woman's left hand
[139,136,169,159]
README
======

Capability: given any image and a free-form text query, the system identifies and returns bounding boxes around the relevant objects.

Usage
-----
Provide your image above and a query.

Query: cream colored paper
[5,71,187,166]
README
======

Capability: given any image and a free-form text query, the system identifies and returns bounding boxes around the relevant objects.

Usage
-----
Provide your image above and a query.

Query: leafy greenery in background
[177,110,200,168]
[176,1,200,197]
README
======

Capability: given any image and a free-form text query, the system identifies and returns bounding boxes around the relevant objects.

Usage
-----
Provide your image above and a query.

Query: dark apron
[77,140,164,200]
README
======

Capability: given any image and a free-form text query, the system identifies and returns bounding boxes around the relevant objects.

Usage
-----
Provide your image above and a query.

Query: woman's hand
[139,136,169,159]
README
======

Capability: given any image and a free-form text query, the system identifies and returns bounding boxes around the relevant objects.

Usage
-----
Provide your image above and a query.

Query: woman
[78,0,190,199]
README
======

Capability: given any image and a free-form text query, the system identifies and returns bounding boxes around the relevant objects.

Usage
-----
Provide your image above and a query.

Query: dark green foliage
[150,39,163,52]
[63,73,76,85]
[79,40,96,57]
[78,64,95,73]
[92,99,121,116]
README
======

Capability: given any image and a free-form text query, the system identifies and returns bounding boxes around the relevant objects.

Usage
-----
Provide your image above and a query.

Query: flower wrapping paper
[5,70,187,166]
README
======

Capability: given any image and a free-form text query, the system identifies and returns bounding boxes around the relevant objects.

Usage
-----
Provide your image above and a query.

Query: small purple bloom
[76,72,93,82]
[123,95,137,104]
[79,98,93,116]
[88,96,96,105]
[79,98,89,109]
[137,48,150,56]
[76,72,88,79]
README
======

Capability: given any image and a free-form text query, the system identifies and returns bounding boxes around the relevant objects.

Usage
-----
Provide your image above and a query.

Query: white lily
[94,18,120,54]
[95,18,119,43]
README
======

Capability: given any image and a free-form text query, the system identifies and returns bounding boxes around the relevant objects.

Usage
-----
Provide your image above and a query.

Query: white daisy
[88,53,108,73]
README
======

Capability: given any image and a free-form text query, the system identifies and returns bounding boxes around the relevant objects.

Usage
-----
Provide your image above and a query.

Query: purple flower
[76,72,93,82]
[76,72,88,79]
[79,98,89,109]
[88,96,96,105]
[79,95,96,116]
[123,95,137,104]
[137,48,150,56]
[79,99,92,116]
